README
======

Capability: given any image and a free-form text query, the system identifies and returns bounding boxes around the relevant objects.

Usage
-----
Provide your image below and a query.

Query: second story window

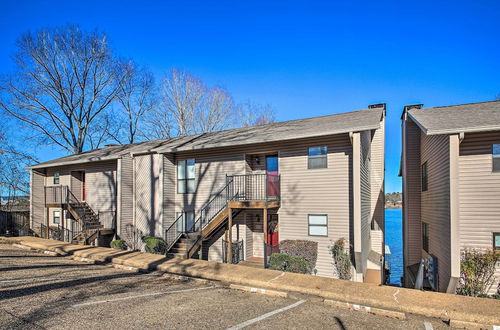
[177,159,195,193]
[421,162,428,192]
[493,144,500,172]
[53,172,60,185]
[422,222,429,253]
[308,146,328,169]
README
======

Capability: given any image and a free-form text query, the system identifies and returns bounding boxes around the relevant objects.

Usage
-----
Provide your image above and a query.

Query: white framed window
[177,159,195,193]
[53,210,61,224]
[493,232,500,252]
[54,172,60,185]
[492,144,500,172]
[308,214,328,236]
[308,146,328,169]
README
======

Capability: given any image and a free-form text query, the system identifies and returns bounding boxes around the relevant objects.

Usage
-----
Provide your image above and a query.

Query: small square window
[53,210,61,224]
[422,222,429,253]
[493,233,500,252]
[308,146,328,169]
[308,214,328,236]
[421,162,428,192]
[54,172,60,185]
[492,144,500,172]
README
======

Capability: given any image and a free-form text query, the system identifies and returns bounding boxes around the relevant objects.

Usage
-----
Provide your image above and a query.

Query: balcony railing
[45,185,69,205]
[229,174,280,202]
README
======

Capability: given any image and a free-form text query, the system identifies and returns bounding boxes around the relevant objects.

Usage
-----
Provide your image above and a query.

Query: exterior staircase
[164,174,279,260]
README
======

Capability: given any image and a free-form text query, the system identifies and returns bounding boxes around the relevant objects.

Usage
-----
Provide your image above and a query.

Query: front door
[266,155,279,199]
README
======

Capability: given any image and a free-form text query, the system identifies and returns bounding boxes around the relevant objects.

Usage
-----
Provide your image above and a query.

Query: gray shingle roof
[408,100,500,135]
[28,108,383,169]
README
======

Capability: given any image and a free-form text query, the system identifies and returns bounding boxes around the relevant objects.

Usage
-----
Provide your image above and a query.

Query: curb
[449,319,499,330]
[229,284,289,298]
[324,299,406,320]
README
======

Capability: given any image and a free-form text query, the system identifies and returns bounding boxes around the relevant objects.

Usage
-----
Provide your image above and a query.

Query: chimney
[368,103,386,110]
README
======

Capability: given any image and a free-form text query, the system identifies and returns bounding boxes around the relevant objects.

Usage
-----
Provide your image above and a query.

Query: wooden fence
[0,210,30,236]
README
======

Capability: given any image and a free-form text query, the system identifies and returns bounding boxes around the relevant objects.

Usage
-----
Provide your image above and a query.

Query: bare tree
[0,25,122,154]
[239,101,276,127]
[112,60,157,144]
[0,121,36,197]
[196,87,236,133]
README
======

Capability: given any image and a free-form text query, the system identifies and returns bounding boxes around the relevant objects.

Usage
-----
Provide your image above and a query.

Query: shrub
[457,249,499,297]
[279,240,318,273]
[110,239,127,250]
[330,238,352,280]
[269,253,309,274]
[142,236,166,254]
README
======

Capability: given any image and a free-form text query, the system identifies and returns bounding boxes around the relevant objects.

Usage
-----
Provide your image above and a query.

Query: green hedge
[269,253,309,274]
[110,239,127,250]
[142,236,166,254]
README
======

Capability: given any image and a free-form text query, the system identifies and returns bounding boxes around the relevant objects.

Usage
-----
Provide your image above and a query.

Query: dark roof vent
[105,144,119,147]
[368,103,386,110]
[404,104,424,111]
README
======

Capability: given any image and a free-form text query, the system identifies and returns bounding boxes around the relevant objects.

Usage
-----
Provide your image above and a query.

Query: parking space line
[71,286,214,307]
[424,321,433,330]
[226,300,305,330]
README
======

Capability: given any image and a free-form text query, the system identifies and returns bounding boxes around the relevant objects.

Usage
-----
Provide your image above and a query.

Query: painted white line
[424,321,433,330]
[268,272,285,282]
[71,286,213,307]
[226,300,305,330]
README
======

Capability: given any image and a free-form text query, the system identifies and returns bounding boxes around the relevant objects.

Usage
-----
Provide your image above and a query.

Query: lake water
[385,208,403,286]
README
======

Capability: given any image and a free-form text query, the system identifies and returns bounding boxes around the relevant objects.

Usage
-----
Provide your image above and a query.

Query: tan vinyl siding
[371,117,385,232]
[119,155,134,240]
[134,154,163,238]
[163,154,176,233]
[44,161,117,214]
[30,170,45,228]
[458,131,500,294]
[174,150,246,216]
[360,130,372,275]
[420,133,451,292]
[403,118,422,273]
[279,134,352,277]
[171,134,355,277]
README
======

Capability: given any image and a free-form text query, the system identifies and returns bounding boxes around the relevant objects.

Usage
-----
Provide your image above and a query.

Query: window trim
[308,214,328,237]
[307,146,328,169]
[53,210,61,224]
[421,162,428,192]
[177,159,196,194]
[422,222,429,253]
[53,172,60,185]
[493,232,500,252]
[492,144,500,172]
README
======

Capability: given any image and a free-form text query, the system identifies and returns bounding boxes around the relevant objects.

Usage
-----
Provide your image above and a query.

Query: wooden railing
[44,185,69,205]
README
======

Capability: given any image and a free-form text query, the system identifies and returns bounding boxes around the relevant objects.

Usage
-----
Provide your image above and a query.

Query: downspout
[447,132,463,293]
[350,131,363,281]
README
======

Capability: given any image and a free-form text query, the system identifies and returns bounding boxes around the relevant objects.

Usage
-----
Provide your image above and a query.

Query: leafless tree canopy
[239,101,276,127]
[0,25,122,154]
[146,69,239,139]
[0,121,36,197]
[111,60,157,144]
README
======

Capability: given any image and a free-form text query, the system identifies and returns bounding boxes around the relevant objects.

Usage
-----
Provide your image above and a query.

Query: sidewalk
[5,236,500,327]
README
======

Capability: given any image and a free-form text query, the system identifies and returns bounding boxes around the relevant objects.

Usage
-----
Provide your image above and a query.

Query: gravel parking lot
[0,244,449,329]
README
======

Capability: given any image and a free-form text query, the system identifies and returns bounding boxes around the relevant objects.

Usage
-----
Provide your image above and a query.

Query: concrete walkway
[5,236,500,328]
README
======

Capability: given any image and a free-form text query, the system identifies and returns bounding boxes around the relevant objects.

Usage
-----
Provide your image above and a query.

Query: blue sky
[1,0,500,193]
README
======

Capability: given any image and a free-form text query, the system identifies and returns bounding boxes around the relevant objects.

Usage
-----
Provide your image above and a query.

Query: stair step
[166,253,187,259]
[171,247,187,253]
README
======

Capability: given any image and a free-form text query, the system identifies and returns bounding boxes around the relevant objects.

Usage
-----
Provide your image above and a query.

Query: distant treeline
[385,192,402,208]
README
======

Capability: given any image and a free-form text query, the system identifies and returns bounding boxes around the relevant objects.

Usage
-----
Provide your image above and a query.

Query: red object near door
[267,231,279,246]
[82,172,86,201]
